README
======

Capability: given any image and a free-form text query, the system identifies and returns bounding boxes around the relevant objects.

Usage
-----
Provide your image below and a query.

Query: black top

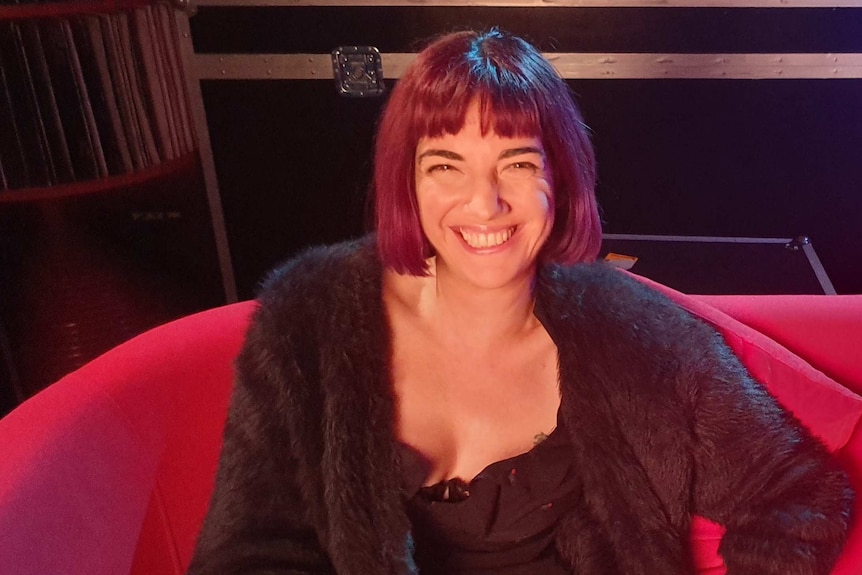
[399,421,580,574]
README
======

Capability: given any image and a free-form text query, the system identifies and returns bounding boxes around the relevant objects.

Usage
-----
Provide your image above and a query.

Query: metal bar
[602,234,793,244]
[175,11,239,303]
[800,242,838,294]
[194,1,862,8]
[546,52,862,79]
[194,52,862,80]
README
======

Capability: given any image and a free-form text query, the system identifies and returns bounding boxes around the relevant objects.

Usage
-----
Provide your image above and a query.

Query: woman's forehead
[415,129,545,159]
[415,95,542,141]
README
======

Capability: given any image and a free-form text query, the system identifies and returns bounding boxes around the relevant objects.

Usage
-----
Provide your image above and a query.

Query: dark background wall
[192,6,862,298]
[1,4,859,416]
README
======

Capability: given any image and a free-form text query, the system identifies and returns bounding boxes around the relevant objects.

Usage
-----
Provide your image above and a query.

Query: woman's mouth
[458,226,516,249]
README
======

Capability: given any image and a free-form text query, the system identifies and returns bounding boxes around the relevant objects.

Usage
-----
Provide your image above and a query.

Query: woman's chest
[390,330,561,485]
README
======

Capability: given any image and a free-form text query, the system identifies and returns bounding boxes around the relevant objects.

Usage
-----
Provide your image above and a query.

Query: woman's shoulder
[245,235,382,338]
[537,261,724,356]
[258,235,379,299]
[538,261,684,319]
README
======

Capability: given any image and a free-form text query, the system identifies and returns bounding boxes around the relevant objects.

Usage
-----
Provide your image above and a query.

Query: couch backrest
[1,292,860,575]
[696,294,862,396]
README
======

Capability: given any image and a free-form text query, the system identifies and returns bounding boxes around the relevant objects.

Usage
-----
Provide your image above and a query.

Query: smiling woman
[373,30,601,278]
[187,29,853,575]
[411,102,554,291]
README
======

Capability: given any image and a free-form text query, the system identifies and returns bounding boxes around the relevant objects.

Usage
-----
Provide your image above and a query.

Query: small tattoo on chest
[533,432,549,445]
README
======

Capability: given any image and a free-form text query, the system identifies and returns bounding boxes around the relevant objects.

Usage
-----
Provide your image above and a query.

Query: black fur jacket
[188,237,852,575]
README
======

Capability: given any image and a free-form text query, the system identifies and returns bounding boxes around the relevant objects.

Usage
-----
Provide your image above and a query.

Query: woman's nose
[465,177,509,219]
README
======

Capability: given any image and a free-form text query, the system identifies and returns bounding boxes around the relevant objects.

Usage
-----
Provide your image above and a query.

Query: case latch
[331,46,385,97]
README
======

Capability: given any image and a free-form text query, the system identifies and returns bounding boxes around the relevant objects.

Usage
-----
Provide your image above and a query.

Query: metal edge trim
[194,1,862,8]
[193,53,862,80]
[602,234,794,244]
[176,12,240,303]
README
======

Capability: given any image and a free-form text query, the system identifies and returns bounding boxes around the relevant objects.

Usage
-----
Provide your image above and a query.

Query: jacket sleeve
[186,308,336,575]
[686,327,853,575]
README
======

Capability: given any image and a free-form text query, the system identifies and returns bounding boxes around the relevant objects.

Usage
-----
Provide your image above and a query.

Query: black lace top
[398,420,580,574]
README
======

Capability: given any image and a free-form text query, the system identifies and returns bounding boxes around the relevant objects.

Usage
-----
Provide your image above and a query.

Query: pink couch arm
[0,302,255,575]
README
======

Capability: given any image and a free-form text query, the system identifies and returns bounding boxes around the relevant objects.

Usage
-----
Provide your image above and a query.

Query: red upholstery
[695,295,862,397]
[0,302,253,575]
[0,292,860,575]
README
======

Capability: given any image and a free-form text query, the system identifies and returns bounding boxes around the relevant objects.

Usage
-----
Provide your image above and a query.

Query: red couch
[1,289,860,575]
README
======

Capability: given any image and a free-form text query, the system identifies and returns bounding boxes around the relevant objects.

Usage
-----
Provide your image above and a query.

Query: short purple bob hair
[373,29,601,275]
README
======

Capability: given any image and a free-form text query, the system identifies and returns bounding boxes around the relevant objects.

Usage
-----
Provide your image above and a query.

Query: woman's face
[414,102,554,290]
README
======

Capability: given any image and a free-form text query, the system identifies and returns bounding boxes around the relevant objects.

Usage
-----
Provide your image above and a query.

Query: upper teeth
[460,227,515,248]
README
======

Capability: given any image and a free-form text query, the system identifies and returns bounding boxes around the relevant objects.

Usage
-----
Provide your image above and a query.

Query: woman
[188,30,852,574]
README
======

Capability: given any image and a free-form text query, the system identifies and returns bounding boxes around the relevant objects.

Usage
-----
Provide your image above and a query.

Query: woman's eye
[427,164,454,173]
[425,164,464,182]
[502,161,540,178]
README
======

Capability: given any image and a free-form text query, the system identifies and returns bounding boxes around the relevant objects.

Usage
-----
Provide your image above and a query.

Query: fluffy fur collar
[230,236,849,575]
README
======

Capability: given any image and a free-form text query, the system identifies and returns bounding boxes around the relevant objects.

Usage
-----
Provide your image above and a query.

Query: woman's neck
[389,258,542,348]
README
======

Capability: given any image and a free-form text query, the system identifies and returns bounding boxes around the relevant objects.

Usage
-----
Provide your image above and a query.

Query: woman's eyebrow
[416,149,463,162]
[499,146,545,160]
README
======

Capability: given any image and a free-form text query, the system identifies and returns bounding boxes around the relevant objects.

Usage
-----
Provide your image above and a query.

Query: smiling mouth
[459,227,516,249]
